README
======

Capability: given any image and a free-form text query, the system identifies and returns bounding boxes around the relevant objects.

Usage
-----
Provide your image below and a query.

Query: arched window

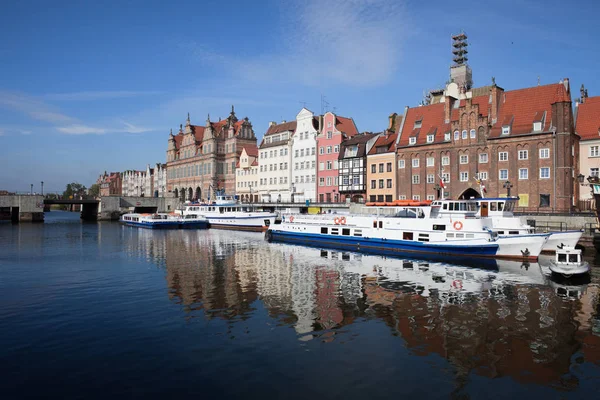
[470,129,476,138]
[454,130,460,140]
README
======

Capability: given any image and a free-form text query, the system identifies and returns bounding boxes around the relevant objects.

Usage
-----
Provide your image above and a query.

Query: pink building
[316,112,359,202]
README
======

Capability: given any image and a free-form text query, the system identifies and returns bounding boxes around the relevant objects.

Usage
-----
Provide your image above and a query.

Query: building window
[427,195,435,200]
[533,122,542,132]
[444,132,451,141]
[460,172,468,182]
[499,169,508,180]
[326,146,332,154]
[427,134,434,143]
[334,145,339,153]
[427,174,434,183]
[353,159,360,168]
[409,137,416,145]
[518,150,528,160]
[379,179,384,189]
[460,155,468,164]
[371,180,376,189]
[499,152,508,161]
[478,171,488,180]
[539,148,549,159]
[327,131,332,139]
[326,161,332,170]
[540,167,550,179]
[371,164,376,173]
[319,162,324,171]
[539,194,550,207]
[591,168,600,177]
[412,175,420,184]
[479,153,488,163]
[426,157,434,167]
[379,163,384,173]
[442,156,450,166]
[387,162,392,172]
[386,179,392,188]
[319,147,324,155]
[519,168,528,180]
[590,146,599,157]
[461,130,467,139]
[412,195,420,201]
[412,158,419,167]
[470,129,476,138]
[343,176,349,185]
[454,131,459,140]
[326,177,332,186]
[502,126,511,135]
[442,172,450,183]
[398,159,405,169]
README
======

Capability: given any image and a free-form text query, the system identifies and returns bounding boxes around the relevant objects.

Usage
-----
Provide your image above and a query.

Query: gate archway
[458,188,481,199]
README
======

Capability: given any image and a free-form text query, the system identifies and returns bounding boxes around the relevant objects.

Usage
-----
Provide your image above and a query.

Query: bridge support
[0,195,44,223]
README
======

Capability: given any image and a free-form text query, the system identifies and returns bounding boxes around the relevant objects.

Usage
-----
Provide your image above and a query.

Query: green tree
[62,182,87,199]
[88,184,100,198]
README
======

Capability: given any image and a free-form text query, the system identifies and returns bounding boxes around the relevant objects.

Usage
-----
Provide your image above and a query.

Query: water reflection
[122,228,600,390]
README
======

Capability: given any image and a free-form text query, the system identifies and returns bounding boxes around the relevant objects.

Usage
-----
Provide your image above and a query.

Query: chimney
[489,85,503,125]
[563,78,570,93]
[281,120,286,124]
[444,96,453,124]
[269,121,276,127]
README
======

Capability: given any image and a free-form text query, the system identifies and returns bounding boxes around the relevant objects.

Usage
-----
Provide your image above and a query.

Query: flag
[481,182,487,194]
[440,176,446,189]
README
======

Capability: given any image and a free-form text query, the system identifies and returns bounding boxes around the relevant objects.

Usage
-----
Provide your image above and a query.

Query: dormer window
[533,122,542,131]
[409,137,417,145]
[414,118,423,129]
[444,132,451,141]
[427,134,434,143]
[502,126,511,135]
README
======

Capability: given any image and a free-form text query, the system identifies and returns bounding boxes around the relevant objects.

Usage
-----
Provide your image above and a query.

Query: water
[1,211,600,399]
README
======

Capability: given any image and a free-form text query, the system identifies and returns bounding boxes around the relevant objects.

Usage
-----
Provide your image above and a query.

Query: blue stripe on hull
[269,230,498,258]
[121,221,208,229]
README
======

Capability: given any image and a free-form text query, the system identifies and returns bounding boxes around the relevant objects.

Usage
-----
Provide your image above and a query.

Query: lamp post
[503,180,513,197]
[249,184,253,204]
[30,184,33,195]
[41,181,44,196]
[434,183,441,200]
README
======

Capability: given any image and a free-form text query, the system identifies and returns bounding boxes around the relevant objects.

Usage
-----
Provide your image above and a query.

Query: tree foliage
[62,182,87,199]
[88,184,100,198]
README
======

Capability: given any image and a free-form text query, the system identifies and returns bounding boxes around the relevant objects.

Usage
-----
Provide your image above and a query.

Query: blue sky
[1,0,599,193]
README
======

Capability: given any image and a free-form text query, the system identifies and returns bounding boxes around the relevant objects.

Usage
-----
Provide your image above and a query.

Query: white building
[122,163,166,197]
[152,163,168,198]
[235,146,259,202]
[291,108,319,203]
[257,121,295,202]
[122,170,147,197]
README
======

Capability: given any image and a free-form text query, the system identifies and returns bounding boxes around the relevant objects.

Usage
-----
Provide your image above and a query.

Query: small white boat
[548,245,590,277]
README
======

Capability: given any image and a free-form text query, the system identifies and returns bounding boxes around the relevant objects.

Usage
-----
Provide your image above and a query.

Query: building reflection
[130,228,600,389]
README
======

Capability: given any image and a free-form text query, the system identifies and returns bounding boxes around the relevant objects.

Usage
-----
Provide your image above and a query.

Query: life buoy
[452,280,463,289]
[289,216,294,223]
[334,217,340,225]
[339,216,347,225]
[453,221,463,230]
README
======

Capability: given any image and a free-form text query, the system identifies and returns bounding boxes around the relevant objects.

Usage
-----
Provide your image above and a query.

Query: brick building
[97,171,122,197]
[166,107,257,201]
[396,34,579,212]
[574,86,600,202]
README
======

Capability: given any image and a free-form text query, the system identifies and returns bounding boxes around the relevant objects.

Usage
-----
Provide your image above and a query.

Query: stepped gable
[576,96,600,140]
[488,83,570,138]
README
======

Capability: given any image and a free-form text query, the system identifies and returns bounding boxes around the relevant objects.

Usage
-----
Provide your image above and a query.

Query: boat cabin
[555,246,582,264]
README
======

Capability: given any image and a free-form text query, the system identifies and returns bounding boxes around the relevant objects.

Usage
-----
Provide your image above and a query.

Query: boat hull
[205,216,276,232]
[121,220,209,229]
[543,230,584,252]
[549,261,590,276]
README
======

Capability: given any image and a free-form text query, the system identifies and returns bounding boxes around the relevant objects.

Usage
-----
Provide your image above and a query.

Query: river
[1,211,600,399]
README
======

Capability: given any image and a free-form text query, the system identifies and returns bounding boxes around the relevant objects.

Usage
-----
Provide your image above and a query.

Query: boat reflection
[124,228,600,390]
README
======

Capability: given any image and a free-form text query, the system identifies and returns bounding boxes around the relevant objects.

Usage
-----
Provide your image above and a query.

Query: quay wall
[0,195,44,222]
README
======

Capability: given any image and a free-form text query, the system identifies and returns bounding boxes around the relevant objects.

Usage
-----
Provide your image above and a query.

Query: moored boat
[177,194,277,232]
[267,209,549,261]
[547,245,590,277]
[120,212,209,229]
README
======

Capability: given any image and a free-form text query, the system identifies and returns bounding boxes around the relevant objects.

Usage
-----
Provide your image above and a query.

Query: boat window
[418,233,429,242]
[459,203,467,211]
[569,254,578,263]
[321,227,328,234]
[331,228,339,235]
[379,221,383,228]
[446,233,454,238]
[354,229,362,237]
[220,208,224,214]
[490,202,497,211]
[497,231,505,234]
[373,220,377,228]
[509,231,519,235]
[469,203,478,211]
[433,224,446,231]
[558,253,567,262]
[456,233,464,238]
[449,203,454,211]
[403,232,413,240]
[498,202,504,211]
[342,228,350,236]
[443,203,448,210]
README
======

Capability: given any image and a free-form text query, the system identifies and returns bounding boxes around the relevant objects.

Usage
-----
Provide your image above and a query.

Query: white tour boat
[267,201,550,261]
[120,212,209,229]
[547,245,590,277]
[177,195,278,232]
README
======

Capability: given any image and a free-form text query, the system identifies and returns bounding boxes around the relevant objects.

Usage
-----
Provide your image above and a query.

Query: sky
[1,0,599,193]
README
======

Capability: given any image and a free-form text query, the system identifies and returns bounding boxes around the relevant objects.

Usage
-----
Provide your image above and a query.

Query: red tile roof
[576,96,600,141]
[265,121,297,136]
[242,145,258,157]
[368,132,398,155]
[336,116,359,137]
[398,82,570,147]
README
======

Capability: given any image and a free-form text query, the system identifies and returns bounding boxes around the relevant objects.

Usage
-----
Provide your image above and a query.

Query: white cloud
[0,91,75,123]
[57,124,107,135]
[43,90,162,101]
[122,122,153,134]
